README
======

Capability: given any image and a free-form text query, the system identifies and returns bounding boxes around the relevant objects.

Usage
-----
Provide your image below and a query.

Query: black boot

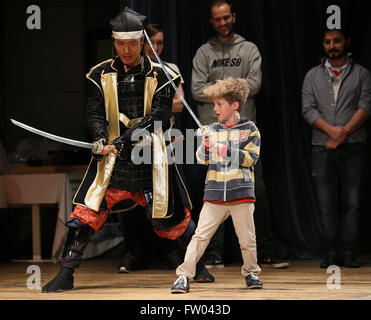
[42,224,94,293]
[42,267,74,292]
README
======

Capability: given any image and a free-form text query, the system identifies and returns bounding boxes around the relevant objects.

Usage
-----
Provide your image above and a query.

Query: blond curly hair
[203,77,250,110]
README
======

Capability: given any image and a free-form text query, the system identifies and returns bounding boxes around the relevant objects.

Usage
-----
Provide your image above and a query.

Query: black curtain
[127,0,371,259]
[1,0,370,259]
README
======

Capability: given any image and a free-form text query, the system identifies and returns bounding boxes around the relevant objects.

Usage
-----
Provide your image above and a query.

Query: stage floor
[1,258,371,300]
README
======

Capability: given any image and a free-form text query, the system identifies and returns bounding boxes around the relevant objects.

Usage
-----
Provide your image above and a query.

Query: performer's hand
[98,145,118,156]
[325,138,340,150]
[329,126,348,144]
[92,139,118,156]
[112,135,132,161]
[92,138,106,154]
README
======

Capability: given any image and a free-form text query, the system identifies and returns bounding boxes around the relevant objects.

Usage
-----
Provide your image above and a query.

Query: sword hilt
[106,144,116,153]
[92,141,117,155]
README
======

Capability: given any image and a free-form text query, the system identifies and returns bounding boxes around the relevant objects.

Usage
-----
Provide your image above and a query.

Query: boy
[171,77,262,293]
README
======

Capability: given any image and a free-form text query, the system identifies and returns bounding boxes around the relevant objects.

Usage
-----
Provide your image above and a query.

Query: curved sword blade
[10,119,93,149]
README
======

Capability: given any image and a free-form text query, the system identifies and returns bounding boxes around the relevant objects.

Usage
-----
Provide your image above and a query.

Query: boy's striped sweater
[196,117,261,202]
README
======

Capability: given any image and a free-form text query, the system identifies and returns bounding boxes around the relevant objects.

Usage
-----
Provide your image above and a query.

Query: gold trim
[150,60,180,94]
[110,59,118,72]
[84,152,116,211]
[84,73,120,211]
[119,113,143,128]
[86,59,113,95]
[144,76,157,115]
[151,127,168,218]
[110,203,138,214]
[155,74,181,93]
[146,57,154,76]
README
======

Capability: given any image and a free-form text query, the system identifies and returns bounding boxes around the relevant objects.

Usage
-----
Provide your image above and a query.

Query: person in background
[302,28,370,268]
[144,23,184,113]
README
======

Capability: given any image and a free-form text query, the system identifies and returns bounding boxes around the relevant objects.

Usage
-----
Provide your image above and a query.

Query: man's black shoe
[194,266,215,283]
[204,253,224,269]
[342,255,360,268]
[117,253,137,273]
[259,257,289,269]
[320,255,338,268]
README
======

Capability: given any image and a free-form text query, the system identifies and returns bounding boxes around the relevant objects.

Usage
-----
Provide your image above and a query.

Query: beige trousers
[176,201,261,279]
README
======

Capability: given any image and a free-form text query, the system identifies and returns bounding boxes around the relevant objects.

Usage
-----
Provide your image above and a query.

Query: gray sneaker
[171,275,190,294]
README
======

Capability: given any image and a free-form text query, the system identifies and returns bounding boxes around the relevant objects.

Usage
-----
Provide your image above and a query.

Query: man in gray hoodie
[191,0,289,269]
[192,0,261,125]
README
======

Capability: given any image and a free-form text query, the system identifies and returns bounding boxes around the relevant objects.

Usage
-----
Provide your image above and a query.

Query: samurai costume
[42,6,213,293]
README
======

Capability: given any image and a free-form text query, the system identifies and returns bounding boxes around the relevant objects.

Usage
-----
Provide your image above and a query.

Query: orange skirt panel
[152,208,191,240]
[69,188,190,239]
[69,188,146,232]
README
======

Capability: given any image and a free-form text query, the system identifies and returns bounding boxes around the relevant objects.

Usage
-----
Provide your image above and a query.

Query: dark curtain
[1,0,370,259]
[126,0,371,259]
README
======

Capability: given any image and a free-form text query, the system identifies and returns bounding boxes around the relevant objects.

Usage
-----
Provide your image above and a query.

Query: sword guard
[106,145,116,153]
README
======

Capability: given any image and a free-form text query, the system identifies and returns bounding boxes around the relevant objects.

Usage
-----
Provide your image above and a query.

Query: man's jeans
[311,143,366,258]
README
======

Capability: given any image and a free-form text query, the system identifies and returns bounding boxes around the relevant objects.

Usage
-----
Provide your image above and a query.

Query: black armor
[116,59,146,119]
[60,224,94,269]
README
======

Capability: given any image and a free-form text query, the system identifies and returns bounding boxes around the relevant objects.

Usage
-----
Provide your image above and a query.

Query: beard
[325,47,348,60]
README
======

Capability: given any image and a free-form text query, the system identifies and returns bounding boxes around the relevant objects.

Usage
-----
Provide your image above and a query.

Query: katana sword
[10,118,182,151]
[10,118,118,153]
[143,29,205,131]
[11,119,94,149]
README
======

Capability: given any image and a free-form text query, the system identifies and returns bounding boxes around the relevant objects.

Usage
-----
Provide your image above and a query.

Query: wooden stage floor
[1,258,371,300]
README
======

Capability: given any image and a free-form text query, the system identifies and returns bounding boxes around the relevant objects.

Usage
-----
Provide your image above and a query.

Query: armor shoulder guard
[86,59,114,94]
[151,61,181,93]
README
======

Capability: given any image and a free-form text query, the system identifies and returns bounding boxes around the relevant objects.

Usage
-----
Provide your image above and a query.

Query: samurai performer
[42,6,213,293]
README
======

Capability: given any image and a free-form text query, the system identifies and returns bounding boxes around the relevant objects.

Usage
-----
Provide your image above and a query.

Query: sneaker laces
[248,273,259,281]
[173,275,188,286]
